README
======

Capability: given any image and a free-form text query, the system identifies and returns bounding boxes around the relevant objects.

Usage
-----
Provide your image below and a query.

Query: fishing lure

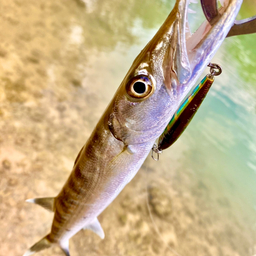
[152,63,222,160]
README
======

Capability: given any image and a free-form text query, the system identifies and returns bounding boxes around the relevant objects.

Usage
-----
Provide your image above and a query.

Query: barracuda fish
[24,0,255,255]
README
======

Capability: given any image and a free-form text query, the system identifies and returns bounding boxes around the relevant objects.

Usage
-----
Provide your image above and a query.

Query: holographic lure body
[158,75,214,150]
[152,63,221,158]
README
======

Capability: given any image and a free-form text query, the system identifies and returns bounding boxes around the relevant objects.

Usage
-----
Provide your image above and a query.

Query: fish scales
[50,120,124,241]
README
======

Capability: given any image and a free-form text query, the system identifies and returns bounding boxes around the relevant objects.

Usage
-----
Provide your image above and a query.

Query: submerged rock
[147,186,172,220]
[2,159,11,170]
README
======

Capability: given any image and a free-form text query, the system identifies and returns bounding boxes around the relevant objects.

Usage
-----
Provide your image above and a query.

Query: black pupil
[133,81,146,94]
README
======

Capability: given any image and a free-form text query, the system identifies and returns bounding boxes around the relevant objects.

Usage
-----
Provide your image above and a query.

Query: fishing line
[145,163,183,256]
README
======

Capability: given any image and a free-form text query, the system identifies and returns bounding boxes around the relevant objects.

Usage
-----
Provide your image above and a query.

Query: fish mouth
[160,0,243,96]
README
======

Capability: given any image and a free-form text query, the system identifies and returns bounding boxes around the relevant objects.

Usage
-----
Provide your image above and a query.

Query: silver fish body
[24,0,243,255]
[51,116,154,243]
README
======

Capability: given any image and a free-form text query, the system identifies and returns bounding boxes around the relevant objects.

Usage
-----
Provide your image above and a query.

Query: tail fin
[23,235,70,256]
[23,235,52,256]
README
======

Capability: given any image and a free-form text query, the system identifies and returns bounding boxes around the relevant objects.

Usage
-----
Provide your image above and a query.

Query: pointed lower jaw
[181,0,242,93]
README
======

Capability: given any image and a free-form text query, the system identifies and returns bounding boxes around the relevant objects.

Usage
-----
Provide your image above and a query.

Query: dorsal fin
[26,197,55,212]
[73,146,84,167]
[83,218,105,239]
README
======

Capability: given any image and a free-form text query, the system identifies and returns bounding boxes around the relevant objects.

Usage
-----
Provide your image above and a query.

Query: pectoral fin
[26,197,55,212]
[60,239,70,256]
[83,218,105,239]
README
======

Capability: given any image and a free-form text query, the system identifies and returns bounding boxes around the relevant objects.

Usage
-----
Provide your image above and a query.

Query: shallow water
[1,0,256,256]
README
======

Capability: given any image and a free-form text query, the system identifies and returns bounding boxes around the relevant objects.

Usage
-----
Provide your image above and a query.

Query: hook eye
[208,63,222,76]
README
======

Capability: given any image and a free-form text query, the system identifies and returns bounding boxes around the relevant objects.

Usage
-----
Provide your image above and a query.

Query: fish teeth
[188,0,198,7]
[188,8,196,14]
[188,0,197,14]
[186,26,191,34]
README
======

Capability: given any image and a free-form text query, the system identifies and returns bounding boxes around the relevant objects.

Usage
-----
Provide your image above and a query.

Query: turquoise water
[186,4,256,216]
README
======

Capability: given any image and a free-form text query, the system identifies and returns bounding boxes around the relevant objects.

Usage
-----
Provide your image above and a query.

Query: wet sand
[1,1,256,256]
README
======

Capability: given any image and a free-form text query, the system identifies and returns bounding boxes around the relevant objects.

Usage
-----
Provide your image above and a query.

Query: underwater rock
[2,159,11,170]
[148,186,172,220]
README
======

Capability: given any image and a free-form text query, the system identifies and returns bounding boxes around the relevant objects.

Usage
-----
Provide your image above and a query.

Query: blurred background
[0,0,256,255]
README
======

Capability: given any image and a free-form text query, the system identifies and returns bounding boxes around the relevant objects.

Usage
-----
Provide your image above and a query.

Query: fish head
[108,0,243,146]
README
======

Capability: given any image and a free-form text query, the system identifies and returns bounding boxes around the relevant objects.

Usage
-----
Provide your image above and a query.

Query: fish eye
[126,75,154,100]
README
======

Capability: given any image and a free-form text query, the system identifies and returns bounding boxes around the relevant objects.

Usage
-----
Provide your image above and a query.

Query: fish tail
[23,235,70,256]
[23,235,52,256]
